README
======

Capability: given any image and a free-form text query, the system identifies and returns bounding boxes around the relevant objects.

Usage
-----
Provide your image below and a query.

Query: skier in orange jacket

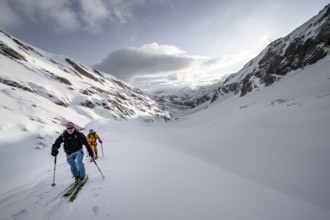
[86,129,102,161]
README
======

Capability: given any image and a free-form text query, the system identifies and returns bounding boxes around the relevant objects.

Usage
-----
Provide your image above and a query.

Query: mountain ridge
[213,4,330,100]
[0,30,170,141]
[1,3,329,133]
[154,4,330,110]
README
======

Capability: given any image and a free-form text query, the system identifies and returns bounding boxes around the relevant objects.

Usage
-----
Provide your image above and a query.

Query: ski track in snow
[0,170,73,220]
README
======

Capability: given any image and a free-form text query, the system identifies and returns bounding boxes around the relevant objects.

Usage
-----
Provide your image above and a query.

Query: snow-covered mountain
[0,47,329,220]
[0,4,330,220]
[0,29,171,140]
[214,3,330,99]
[156,4,330,110]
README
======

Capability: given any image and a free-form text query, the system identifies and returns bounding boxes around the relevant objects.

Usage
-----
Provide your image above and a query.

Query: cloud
[94,43,195,80]
[0,1,22,28]
[0,0,169,33]
[95,43,256,94]
[2,0,79,31]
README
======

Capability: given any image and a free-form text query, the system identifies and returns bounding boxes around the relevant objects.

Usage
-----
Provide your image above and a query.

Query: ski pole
[101,143,104,157]
[51,156,57,187]
[92,157,105,178]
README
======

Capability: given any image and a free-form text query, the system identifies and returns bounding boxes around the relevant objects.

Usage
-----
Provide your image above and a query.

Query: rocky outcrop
[0,42,26,61]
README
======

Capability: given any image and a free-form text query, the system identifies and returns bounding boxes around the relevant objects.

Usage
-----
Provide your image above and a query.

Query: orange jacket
[86,132,102,145]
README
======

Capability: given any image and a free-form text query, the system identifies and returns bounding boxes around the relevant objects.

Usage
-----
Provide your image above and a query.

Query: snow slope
[0,54,329,220]
[0,28,170,143]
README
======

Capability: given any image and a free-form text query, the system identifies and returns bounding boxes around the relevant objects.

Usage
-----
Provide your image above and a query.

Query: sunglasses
[67,127,74,130]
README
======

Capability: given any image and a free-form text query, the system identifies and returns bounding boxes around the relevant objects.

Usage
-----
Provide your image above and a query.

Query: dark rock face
[0,42,26,61]
[65,58,101,83]
[81,100,95,108]
[0,77,33,92]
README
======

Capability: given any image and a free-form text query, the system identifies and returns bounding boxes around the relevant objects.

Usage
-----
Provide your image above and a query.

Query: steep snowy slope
[0,29,170,142]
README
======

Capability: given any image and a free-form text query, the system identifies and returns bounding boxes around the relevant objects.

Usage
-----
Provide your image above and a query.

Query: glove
[51,149,58,157]
[89,151,94,158]
[99,140,103,144]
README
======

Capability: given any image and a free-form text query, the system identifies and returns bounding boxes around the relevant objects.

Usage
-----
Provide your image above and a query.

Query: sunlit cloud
[95,43,258,94]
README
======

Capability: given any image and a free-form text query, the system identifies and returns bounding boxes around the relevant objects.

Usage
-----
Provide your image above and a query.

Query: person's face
[66,127,75,134]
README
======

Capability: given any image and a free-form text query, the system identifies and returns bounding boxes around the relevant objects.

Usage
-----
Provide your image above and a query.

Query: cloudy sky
[0,0,329,93]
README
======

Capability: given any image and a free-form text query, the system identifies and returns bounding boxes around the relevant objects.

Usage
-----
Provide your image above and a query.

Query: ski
[63,181,80,197]
[69,176,89,202]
